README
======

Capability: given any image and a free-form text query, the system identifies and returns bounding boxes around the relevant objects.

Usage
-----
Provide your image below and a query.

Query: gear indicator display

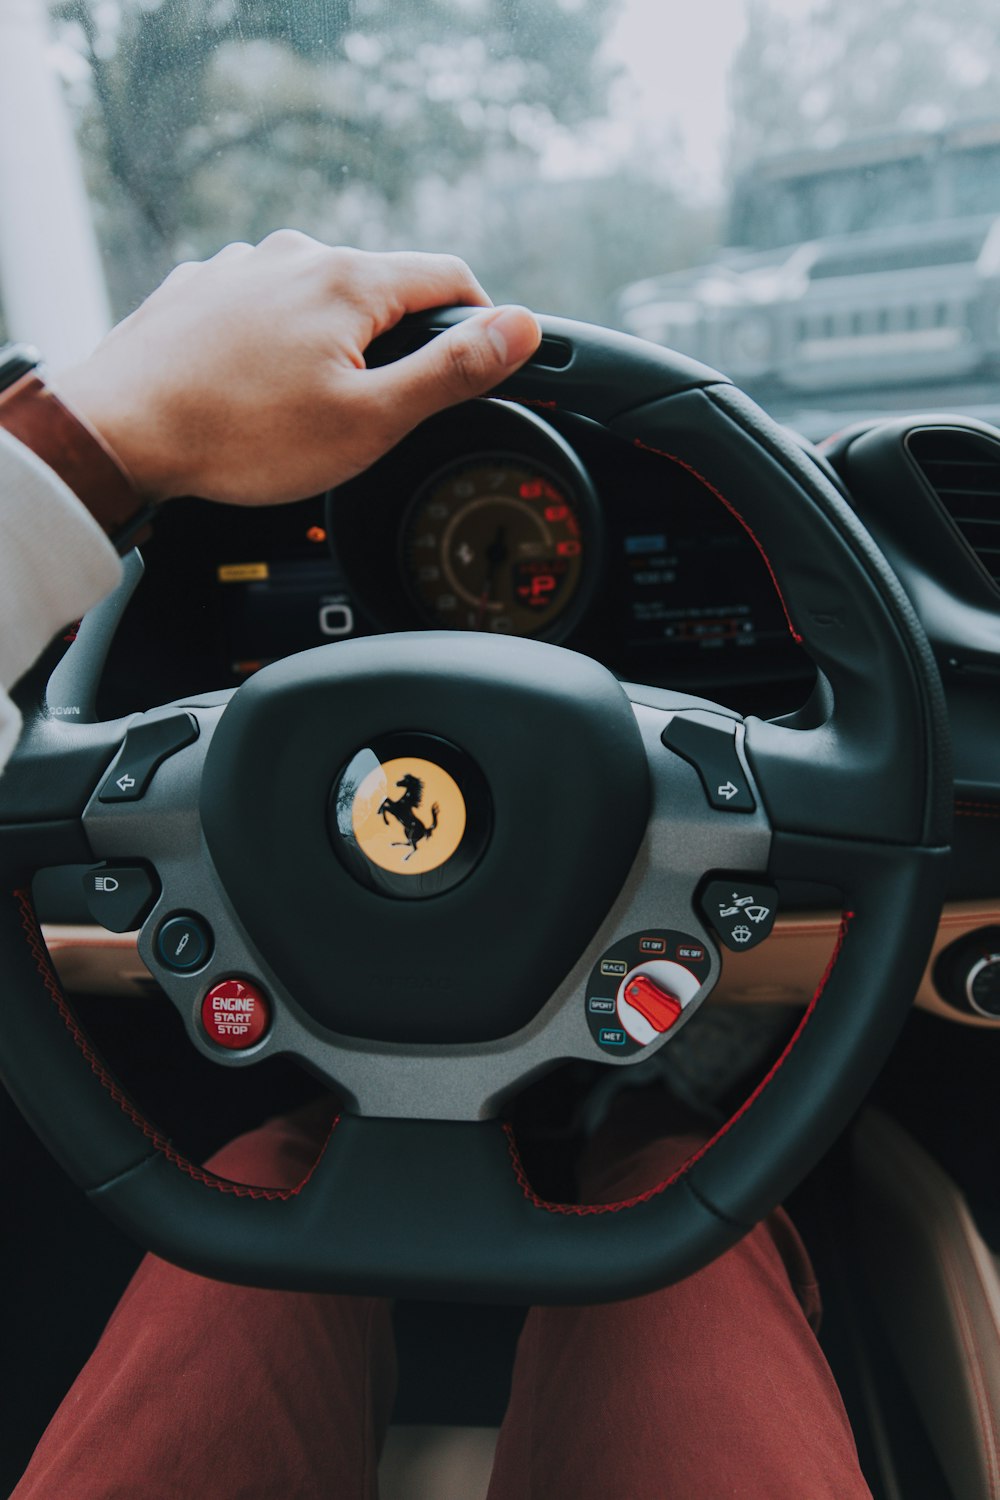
[586,930,712,1057]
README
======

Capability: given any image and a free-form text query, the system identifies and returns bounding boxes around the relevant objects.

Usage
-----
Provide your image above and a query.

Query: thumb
[367,305,542,433]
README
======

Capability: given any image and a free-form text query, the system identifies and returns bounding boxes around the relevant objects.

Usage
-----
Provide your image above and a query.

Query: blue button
[599,1027,627,1047]
[156,913,212,973]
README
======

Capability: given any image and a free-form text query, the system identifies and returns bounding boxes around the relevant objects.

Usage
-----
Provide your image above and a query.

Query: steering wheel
[0,312,950,1303]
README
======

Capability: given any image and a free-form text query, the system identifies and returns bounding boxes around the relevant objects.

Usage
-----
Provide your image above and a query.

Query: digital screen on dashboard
[611,511,790,661]
[218,555,361,677]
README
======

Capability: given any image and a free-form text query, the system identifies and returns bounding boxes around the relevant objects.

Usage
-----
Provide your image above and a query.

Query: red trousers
[15,1097,871,1499]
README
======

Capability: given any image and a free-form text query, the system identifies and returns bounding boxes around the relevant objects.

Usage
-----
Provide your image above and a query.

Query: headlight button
[82,862,159,933]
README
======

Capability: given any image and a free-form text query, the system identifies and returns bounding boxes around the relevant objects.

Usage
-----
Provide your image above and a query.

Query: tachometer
[327,398,603,643]
[401,456,589,637]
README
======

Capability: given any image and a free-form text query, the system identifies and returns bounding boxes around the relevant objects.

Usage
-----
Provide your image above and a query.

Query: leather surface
[855,1107,1000,1500]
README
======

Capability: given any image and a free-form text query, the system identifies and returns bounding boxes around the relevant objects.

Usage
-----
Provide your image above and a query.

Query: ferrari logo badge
[330,734,489,898]
[349,755,467,875]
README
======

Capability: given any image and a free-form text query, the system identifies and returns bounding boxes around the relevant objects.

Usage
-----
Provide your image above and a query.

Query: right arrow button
[660,714,756,813]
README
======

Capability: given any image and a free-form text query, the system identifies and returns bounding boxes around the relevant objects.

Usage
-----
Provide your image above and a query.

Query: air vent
[907,426,1000,593]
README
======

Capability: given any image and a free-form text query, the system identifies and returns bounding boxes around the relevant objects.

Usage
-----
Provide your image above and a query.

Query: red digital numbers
[556,539,581,558]
[521,478,565,503]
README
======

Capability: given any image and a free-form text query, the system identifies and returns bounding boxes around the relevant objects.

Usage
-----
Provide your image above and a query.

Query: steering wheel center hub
[199,631,650,1043]
[329,732,491,898]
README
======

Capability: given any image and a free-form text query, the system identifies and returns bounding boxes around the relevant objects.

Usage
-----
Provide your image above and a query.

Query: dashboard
[96,399,813,724]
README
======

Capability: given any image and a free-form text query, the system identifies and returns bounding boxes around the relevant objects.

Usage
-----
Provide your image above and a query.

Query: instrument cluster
[96,399,813,722]
[332,401,601,646]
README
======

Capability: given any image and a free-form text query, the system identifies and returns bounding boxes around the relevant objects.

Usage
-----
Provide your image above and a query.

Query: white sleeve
[0,427,122,772]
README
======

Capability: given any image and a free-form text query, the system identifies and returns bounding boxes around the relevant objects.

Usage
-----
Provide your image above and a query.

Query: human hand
[55,233,542,505]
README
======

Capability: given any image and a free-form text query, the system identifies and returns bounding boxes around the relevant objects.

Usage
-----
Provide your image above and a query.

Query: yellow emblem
[349,755,467,875]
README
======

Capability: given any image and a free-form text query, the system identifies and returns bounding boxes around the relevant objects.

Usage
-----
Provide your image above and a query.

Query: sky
[541,0,750,193]
[605,0,749,189]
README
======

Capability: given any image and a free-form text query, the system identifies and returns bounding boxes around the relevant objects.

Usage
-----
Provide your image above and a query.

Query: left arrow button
[98,712,198,803]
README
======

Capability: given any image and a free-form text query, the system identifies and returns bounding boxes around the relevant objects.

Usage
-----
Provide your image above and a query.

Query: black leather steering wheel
[0,312,951,1303]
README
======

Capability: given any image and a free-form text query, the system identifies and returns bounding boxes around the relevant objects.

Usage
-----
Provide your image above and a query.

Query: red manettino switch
[623,973,682,1032]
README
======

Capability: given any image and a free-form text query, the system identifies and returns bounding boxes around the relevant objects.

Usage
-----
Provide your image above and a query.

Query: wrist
[53,362,181,503]
[0,358,157,551]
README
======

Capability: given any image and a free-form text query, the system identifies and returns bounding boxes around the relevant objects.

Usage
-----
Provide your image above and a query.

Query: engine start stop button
[201,978,270,1050]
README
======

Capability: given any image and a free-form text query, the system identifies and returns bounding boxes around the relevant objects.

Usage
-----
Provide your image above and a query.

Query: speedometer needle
[473,525,508,627]
[485,525,508,570]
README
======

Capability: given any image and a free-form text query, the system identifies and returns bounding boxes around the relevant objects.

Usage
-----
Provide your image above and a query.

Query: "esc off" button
[201,979,271,1050]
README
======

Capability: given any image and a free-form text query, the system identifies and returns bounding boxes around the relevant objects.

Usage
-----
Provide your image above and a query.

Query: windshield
[2,0,998,437]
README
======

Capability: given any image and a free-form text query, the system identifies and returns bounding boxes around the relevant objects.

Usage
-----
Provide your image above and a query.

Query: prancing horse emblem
[378,774,440,861]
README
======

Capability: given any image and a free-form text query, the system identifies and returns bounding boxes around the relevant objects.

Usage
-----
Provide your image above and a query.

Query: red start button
[201,979,270,1050]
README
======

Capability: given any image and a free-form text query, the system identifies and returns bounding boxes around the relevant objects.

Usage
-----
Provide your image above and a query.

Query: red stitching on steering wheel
[504,911,854,1216]
[631,438,804,646]
[13,890,338,1200]
[510,399,804,646]
[956,800,1000,819]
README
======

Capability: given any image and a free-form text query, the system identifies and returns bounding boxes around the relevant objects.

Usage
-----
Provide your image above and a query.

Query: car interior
[4,4,1000,1499]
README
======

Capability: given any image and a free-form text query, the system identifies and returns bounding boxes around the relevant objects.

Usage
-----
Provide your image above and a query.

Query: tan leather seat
[854,1106,1000,1500]
[379,1425,499,1500]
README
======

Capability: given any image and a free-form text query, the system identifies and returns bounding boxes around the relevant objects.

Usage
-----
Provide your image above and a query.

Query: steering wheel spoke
[75,676,776,1123]
[0,714,130,877]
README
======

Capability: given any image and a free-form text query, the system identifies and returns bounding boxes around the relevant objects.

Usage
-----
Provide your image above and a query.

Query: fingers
[210,241,254,261]
[363,305,542,439]
[372,250,493,315]
[161,242,252,286]
[323,247,494,343]
[253,234,492,318]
